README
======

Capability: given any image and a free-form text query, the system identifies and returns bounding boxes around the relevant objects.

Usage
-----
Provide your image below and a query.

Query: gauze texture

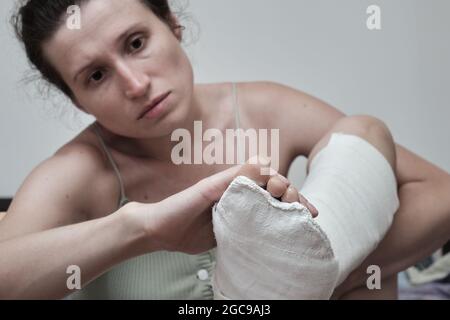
[212,133,399,299]
[212,176,339,300]
[302,133,400,285]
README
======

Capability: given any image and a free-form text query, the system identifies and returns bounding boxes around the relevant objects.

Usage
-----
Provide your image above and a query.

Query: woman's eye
[129,37,144,51]
[90,70,103,82]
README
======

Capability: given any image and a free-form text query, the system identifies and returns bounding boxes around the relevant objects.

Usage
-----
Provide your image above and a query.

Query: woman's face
[43,0,195,138]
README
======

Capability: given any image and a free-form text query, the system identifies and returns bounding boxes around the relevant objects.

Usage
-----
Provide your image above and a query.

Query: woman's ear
[169,14,183,42]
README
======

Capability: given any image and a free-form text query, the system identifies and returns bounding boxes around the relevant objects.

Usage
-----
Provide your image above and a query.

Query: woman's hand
[121,159,318,255]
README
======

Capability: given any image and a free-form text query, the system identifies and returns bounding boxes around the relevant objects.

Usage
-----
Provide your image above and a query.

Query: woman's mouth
[138,91,171,120]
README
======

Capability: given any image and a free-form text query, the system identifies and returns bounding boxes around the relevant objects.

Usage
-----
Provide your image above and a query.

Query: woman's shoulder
[220,80,309,132]
[235,81,312,115]
[49,125,110,181]
[198,81,298,126]
[47,125,121,217]
[201,80,318,132]
[233,81,345,156]
[54,123,107,165]
[2,128,119,241]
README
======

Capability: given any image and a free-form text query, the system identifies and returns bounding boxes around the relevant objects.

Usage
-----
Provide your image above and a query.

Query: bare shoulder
[236,81,345,156]
[0,138,118,242]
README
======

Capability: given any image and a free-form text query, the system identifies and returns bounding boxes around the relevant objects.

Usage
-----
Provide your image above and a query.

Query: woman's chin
[149,108,190,137]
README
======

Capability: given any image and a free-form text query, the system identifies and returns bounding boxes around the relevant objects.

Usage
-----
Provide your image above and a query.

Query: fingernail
[258,156,271,166]
[277,174,289,185]
[309,204,319,216]
[267,167,278,177]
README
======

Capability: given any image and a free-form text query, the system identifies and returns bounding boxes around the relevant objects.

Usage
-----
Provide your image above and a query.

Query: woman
[1,0,449,299]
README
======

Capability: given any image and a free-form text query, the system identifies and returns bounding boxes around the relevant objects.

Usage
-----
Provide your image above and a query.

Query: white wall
[1,0,449,197]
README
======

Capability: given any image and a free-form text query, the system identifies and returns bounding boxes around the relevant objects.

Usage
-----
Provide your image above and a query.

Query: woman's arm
[0,144,153,299]
[0,209,147,299]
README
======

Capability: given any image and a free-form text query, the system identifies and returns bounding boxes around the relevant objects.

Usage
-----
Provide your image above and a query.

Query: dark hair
[11,0,185,101]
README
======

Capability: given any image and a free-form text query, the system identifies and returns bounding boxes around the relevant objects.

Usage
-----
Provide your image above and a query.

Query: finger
[275,173,289,185]
[281,186,300,203]
[298,193,319,217]
[249,155,275,177]
[236,161,271,187]
[267,175,289,198]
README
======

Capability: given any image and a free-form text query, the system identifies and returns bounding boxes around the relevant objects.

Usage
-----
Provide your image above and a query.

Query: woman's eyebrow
[72,22,146,82]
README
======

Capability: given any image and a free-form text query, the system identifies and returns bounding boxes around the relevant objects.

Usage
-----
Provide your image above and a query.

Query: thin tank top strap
[92,122,130,208]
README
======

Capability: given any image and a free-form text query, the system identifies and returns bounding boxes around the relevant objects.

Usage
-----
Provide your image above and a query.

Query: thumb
[195,165,243,202]
[159,165,242,211]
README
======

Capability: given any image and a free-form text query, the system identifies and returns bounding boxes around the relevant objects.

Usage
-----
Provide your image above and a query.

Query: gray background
[1,0,449,197]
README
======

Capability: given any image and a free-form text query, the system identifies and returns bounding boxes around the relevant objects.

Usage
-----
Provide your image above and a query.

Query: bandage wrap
[212,134,400,299]
[302,133,400,285]
[212,176,339,300]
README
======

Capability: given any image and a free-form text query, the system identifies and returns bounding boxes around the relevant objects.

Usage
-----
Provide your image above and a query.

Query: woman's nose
[117,62,150,99]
